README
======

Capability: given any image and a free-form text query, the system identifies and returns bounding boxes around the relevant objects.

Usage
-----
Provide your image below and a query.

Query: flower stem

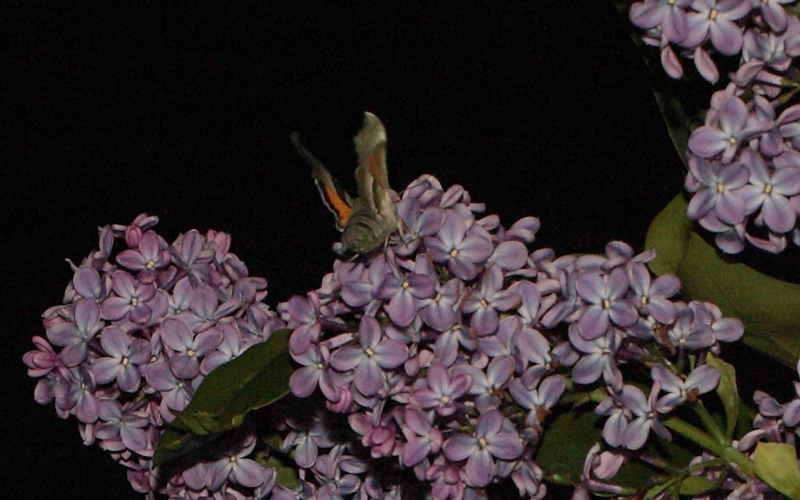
[663,417,754,476]
[693,401,726,444]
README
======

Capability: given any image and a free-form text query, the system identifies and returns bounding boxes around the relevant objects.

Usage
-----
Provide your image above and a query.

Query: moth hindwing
[291,112,401,255]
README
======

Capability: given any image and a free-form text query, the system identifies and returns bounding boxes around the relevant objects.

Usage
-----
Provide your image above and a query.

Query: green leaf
[653,89,693,167]
[536,408,663,492]
[645,193,692,277]
[535,410,603,484]
[706,354,738,441]
[153,329,294,467]
[677,231,800,367]
[643,478,676,500]
[645,195,800,368]
[753,442,800,500]
[266,454,300,490]
[678,475,715,496]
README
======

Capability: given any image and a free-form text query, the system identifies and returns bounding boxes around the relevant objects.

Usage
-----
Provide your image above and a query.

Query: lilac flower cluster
[629,0,798,84]
[685,86,800,253]
[23,214,285,499]
[630,1,800,253]
[277,174,745,500]
[677,357,800,498]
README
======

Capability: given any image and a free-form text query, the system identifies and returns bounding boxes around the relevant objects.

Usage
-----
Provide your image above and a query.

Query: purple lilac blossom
[400,407,444,467]
[46,299,103,366]
[289,344,339,401]
[159,316,222,379]
[651,364,720,408]
[424,209,493,281]
[329,315,409,396]
[685,155,749,225]
[755,0,795,33]
[619,381,671,450]
[739,147,800,233]
[412,362,472,417]
[627,262,679,324]
[94,400,150,453]
[681,356,800,498]
[688,95,768,163]
[100,270,157,323]
[27,173,750,499]
[207,434,269,491]
[575,268,638,340]
[460,264,521,335]
[683,0,751,56]
[630,0,800,254]
[91,326,151,392]
[630,0,693,44]
[375,269,436,328]
[442,409,524,487]
[279,174,744,499]
[23,213,284,498]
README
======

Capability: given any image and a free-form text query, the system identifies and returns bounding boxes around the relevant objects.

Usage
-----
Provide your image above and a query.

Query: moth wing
[291,132,354,230]
[353,112,390,213]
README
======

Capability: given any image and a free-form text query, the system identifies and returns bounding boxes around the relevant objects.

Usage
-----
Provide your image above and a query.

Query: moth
[291,112,402,255]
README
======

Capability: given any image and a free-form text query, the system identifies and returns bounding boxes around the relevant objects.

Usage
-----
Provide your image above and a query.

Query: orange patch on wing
[322,185,353,225]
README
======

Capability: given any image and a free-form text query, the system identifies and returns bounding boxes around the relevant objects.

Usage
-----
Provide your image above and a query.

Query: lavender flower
[94,400,150,453]
[375,269,436,328]
[509,374,566,429]
[685,155,749,225]
[71,266,107,302]
[330,315,409,396]
[412,362,472,416]
[100,270,156,323]
[460,264,521,335]
[46,299,103,366]
[159,316,222,379]
[91,326,151,392]
[683,0,751,55]
[576,268,638,340]
[145,360,193,420]
[620,381,671,450]
[754,0,795,33]
[289,344,339,401]
[25,213,284,498]
[115,230,170,282]
[417,277,464,332]
[651,364,720,409]
[442,409,524,487]
[54,367,100,424]
[207,435,268,490]
[627,261,679,324]
[425,209,493,281]
[568,325,623,389]
[739,148,800,233]
[629,0,693,44]
[400,407,443,467]
[28,168,752,499]
[455,355,515,412]
[283,415,335,468]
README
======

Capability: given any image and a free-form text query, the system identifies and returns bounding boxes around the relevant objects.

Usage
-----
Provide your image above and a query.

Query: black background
[2,1,727,498]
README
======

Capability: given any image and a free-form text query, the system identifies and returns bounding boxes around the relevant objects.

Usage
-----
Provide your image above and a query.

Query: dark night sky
[2,2,691,498]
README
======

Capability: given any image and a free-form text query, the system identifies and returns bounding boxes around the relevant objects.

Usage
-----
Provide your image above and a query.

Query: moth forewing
[354,113,389,188]
[353,113,389,218]
[353,113,400,228]
[290,132,354,230]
